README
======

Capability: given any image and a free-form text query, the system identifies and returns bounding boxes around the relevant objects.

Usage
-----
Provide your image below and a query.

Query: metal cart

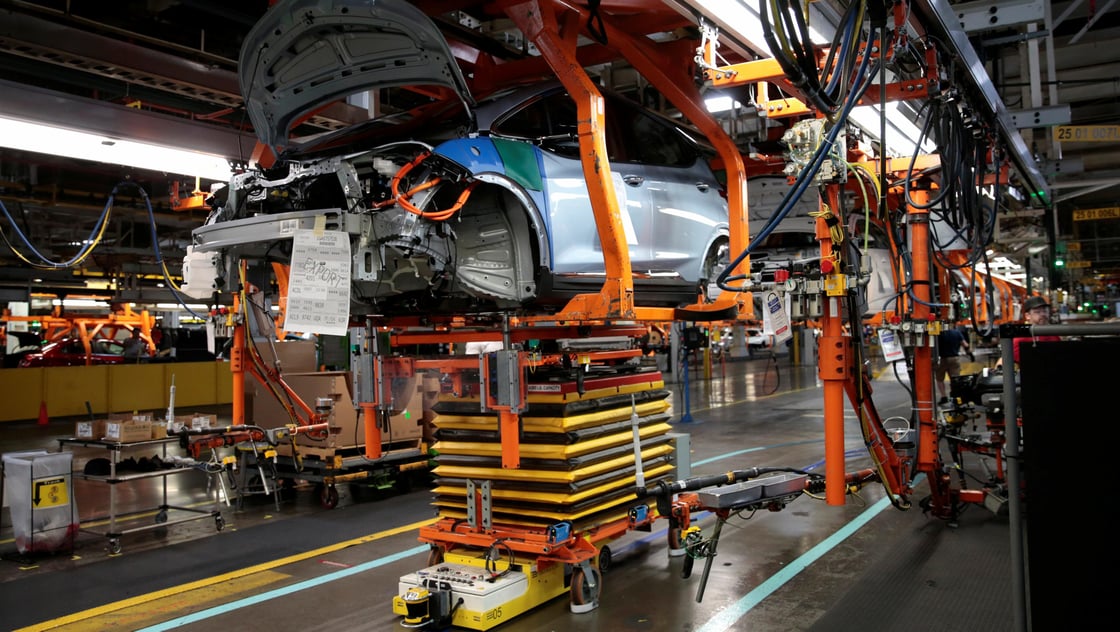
[59,437,224,554]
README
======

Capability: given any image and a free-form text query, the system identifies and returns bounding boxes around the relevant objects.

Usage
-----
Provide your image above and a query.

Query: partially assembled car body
[182,0,731,317]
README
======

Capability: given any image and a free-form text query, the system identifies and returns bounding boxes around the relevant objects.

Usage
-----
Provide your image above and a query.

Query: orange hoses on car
[388,151,477,221]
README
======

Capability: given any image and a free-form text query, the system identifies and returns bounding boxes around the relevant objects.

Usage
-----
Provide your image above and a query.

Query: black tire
[598,546,612,574]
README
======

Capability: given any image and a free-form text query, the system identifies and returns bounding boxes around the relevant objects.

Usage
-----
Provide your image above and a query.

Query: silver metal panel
[192,210,349,251]
[951,0,1046,33]
[1009,105,1071,129]
[697,479,764,509]
[667,432,691,480]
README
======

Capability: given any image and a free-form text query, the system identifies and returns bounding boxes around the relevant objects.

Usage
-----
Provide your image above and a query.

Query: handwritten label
[285,229,352,336]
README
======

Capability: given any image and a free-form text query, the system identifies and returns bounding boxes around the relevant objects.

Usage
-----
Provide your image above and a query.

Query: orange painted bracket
[853,78,938,106]
[169,180,210,212]
[817,335,850,381]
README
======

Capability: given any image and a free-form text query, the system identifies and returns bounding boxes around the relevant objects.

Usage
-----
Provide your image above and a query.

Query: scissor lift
[387,321,672,629]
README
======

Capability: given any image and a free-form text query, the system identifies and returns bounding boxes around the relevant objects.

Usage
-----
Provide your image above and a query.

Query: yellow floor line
[15,517,437,632]
[42,570,291,632]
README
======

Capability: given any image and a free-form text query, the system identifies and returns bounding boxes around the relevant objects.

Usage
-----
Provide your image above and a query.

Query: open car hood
[240,0,474,148]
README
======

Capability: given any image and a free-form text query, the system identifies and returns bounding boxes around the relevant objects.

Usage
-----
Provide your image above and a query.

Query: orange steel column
[818,187,848,505]
[230,293,245,426]
[505,0,634,320]
[363,404,382,460]
[601,22,751,315]
[907,190,937,470]
[500,410,521,469]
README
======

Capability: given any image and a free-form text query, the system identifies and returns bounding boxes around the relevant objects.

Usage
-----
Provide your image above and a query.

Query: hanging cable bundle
[760,0,868,119]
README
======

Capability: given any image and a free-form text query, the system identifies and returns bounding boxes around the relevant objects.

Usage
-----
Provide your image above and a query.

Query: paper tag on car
[285,229,352,336]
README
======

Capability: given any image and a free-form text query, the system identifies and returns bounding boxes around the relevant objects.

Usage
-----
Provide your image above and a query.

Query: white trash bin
[2,450,79,555]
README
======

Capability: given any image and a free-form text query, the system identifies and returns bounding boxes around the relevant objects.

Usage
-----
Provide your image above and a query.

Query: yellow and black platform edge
[431,443,674,483]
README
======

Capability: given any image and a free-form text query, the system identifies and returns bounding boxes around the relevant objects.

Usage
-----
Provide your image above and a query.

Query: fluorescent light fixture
[0,115,233,180]
[155,303,210,311]
[50,298,110,309]
[705,95,743,113]
[683,0,828,60]
[848,103,935,157]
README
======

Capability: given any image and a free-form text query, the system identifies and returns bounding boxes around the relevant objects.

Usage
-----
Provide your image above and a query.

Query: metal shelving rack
[58,437,224,554]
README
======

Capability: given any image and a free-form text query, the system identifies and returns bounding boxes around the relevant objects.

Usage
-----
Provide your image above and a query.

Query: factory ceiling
[0,0,1118,305]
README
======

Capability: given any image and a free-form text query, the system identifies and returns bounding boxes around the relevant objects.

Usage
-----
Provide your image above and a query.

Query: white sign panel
[763,291,793,345]
[878,328,906,363]
[285,229,352,336]
[7,301,28,332]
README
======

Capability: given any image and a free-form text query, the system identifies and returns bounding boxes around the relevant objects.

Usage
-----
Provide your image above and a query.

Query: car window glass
[610,96,692,167]
[758,231,817,249]
[493,93,581,157]
[493,91,693,166]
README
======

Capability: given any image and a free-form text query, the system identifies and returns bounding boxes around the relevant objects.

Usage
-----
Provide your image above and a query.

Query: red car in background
[18,338,127,367]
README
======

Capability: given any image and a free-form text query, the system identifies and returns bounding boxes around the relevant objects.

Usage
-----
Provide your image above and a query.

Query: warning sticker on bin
[33,476,69,508]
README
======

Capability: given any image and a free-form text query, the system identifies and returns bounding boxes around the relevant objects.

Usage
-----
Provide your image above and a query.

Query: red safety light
[820,259,834,274]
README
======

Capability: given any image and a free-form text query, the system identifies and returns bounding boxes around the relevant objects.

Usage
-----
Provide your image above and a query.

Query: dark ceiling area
[1,0,1119,306]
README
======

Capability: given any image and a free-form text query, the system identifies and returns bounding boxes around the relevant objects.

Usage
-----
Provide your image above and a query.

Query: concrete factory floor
[0,352,1018,631]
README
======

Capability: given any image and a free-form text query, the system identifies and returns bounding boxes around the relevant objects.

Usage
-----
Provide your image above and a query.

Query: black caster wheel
[215,515,225,531]
[598,546,612,574]
[108,539,122,555]
[320,484,339,509]
[155,509,168,524]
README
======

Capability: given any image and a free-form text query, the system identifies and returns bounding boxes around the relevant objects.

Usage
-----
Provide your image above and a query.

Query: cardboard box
[75,419,107,440]
[169,413,219,434]
[151,423,168,439]
[243,340,319,422]
[104,419,153,443]
[251,371,424,448]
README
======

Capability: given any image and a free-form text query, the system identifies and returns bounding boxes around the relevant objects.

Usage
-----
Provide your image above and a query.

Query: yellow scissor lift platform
[387,323,682,630]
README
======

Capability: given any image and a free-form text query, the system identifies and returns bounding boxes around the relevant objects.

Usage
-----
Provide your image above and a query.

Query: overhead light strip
[0,115,233,181]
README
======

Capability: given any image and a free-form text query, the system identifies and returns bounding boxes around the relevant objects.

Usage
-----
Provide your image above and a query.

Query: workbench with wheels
[58,437,224,554]
[272,439,429,509]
